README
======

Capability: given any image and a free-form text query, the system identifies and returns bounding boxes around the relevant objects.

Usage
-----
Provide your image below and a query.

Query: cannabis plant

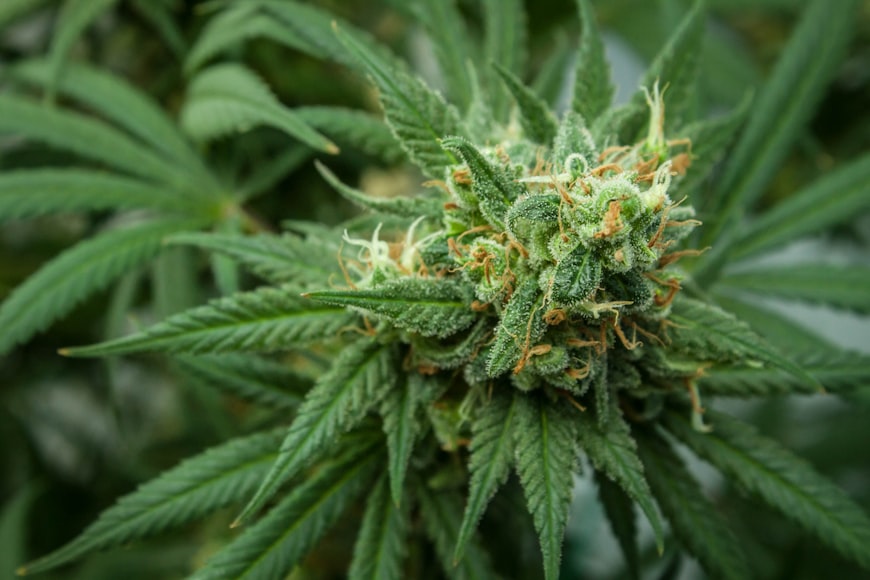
[4,0,870,578]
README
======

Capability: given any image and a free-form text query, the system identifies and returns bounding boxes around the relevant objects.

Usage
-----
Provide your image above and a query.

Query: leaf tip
[57,347,72,357]
[325,142,340,155]
[16,566,27,577]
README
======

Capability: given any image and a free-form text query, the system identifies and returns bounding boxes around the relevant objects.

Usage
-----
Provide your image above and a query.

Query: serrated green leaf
[665,409,870,571]
[63,285,353,357]
[455,391,517,563]
[571,0,613,122]
[414,0,475,110]
[704,0,860,247]
[191,438,381,580]
[487,278,546,377]
[595,471,640,580]
[19,429,285,575]
[577,410,665,552]
[482,0,527,122]
[11,59,207,180]
[334,23,464,179]
[296,106,405,163]
[315,161,443,218]
[637,430,749,580]
[668,295,821,390]
[493,62,558,145]
[514,396,578,580]
[677,93,751,201]
[235,340,397,525]
[552,111,597,169]
[699,350,870,397]
[348,474,409,580]
[730,152,870,260]
[169,231,342,287]
[711,293,833,353]
[716,265,870,314]
[380,373,423,506]
[418,484,498,580]
[305,278,476,339]
[47,0,119,97]
[441,136,522,229]
[184,5,278,73]
[174,353,310,411]
[181,63,337,152]
[0,218,199,355]
[0,169,200,221]
[0,95,195,187]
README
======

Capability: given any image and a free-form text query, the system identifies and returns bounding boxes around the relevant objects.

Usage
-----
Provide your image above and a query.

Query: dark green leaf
[637,430,749,580]
[455,391,517,563]
[306,278,476,339]
[665,409,870,571]
[349,475,409,580]
[20,429,285,575]
[571,0,613,122]
[235,340,397,524]
[493,62,558,145]
[514,396,578,580]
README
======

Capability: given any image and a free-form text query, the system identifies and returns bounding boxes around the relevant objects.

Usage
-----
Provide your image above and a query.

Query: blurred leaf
[348,474,409,580]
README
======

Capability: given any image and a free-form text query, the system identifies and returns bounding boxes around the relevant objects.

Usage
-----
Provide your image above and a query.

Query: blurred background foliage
[0,0,868,578]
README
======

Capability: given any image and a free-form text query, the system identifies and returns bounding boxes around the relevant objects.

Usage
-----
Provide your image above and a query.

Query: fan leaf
[63,286,353,357]
[348,475,410,580]
[0,218,199,355]
[665,409,870,571]
[514,396,578,580]
[20,429,285,575]
[235,339,398,524]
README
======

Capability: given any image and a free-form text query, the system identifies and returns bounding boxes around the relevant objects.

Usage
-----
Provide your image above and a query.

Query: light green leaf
[455,391,517,563]
[514,397,578,580]
[414,0,475,110]
[699,350,870,397]
[47,0,119,97]
[441,136,521,229]
[418,484,497,580]
[235,340,397,525]
[571,0,613,122]
[716,265,870,314]
[595,471,640,580]
[333,22,464,179]
[11,59,206,179]
[296,106,405,163]
[175,353,310,411]
[379,373,423,506]
[184,6,279,73]
[487,278,546,377]
[730,152,870,260]
[0,95,194,187]
[0,218,199,355]
[181,63,337,153]
[637,431,749,580]
[0,169,201,221]
[315,162,443,218]
[668,295,821,391]
[665,409,870,571]
[63,286,353,357]
[704,0,860,247]
[19,429,284,575]
[482,0,527,122]
[348,475,410,580]
[169,231,342,287]
[577,410,665,552]
[191,439,381,580]
[493,62,558,145]
[305,278,476,339]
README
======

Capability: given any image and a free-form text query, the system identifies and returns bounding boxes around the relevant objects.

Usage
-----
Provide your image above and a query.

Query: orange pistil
[595,200,624,238]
